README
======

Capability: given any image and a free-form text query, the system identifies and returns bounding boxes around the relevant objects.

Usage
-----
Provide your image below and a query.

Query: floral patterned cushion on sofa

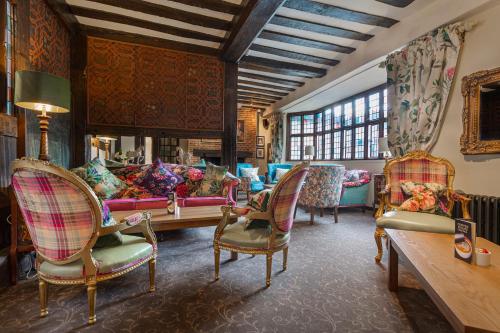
[195,163,228,197]
[72,158,127,200]
[399,181,450,216]
[134,158,184,197]
[112,165,149,185]
[118,184,155,199]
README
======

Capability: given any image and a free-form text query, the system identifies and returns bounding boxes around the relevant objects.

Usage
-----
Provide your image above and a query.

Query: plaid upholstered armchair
[11,159,157,325]
[374,151,470,262]
[214,162,309,287]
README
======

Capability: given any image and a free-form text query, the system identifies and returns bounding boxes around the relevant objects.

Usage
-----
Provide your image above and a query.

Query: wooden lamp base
[37,113,51,161]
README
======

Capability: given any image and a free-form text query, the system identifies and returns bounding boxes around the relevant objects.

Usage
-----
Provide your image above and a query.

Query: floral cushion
[118,184,155,199]
[72,158,127,200]
[240,167,260,182]
[134,159,184,197]
[112,165,149,185]
[275,168,289,182]
[194,163,228,197]
[248,189,272,212]
[399,181,450,216]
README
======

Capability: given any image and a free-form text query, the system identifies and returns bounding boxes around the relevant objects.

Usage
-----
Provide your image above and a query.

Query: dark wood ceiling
[50,0,416,111]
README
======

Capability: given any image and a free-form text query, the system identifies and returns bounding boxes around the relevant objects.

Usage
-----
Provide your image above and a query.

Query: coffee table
[113,205,237,234]
[386,229,500,333]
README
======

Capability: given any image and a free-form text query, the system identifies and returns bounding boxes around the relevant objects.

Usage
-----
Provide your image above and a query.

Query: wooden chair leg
[282,247,288,271]
[230,251,238,261]
[374,227,385,263]
[320,208,324,217]
[333,206,339,223]
[39,279,48,317]
[266,253,273,287]
[309,207,315,225]
[148,258,156,292]
[87,283,97,324]
[214,246,220,280]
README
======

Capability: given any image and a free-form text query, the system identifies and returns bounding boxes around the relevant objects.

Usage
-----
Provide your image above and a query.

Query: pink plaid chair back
[386,151,454,205]
[270,163,309,233]
[12,161,100,262]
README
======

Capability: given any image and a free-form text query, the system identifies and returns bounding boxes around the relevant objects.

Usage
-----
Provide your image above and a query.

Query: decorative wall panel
[87,38,224,132]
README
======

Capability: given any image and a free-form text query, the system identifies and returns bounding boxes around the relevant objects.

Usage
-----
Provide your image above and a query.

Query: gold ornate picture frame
[460,67,500,155]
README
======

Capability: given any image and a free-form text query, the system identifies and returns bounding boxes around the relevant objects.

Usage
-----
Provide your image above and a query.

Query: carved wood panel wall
[87,37,224,132]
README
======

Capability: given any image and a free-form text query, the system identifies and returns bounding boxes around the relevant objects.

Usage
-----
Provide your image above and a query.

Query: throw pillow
[94,200,123,248]
[72,158,127,200]
[275,168,289,182]
[111,165,149,185]
[135,158,184,197]
[248,189,272,212]
[194,163,228,197]
[241,167,260,182]
[399,181,450,216]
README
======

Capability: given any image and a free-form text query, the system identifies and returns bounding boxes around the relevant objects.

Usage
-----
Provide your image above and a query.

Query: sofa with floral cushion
[339,169,371,211]
[72,158,238,212]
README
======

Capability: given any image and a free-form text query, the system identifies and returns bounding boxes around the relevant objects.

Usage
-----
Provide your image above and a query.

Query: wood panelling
[86,37,224,132]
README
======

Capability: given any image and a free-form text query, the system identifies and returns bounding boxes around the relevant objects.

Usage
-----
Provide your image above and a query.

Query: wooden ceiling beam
[69,5,225,43]
[238,91,282,100]
[283,0,399,28]
[168,0,244,15]
[375,0,415,8]
[240,56,326,78]
[259,30,354,53]
[270,15,373,41]
[238,85,288,96]
[237,95,278,103]
[238,79,295,92]
[81,25,219,56]
[249,44,338,66]
[221,0,286,62]
[44,0,79,33]
[238,72,304,87]
[237,100,272,107]
[91,0,232,30]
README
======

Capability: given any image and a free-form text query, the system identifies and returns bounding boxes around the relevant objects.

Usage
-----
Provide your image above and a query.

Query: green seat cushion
[376,210,455,234]
[39,235,153,279]
[220,219,289,248]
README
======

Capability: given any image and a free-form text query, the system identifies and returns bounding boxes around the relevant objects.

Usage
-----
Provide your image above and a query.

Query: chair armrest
[214,205,239,240]
[450,190,471,219]
[374,189,390,219]
[100,211,152,236]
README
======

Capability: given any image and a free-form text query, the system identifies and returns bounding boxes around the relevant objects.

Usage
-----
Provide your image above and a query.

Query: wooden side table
[372,174,385,211]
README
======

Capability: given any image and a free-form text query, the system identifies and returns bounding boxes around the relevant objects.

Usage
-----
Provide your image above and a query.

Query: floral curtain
[270,112,283,162]
[385,22,465,156]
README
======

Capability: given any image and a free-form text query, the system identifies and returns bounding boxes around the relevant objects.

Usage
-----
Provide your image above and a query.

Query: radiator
[453,194,500,245]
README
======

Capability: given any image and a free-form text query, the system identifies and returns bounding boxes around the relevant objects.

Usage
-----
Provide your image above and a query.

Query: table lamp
[14,70,70,161]
[304,145,315,161]
[378,137,392,162]
[97,136,117,160]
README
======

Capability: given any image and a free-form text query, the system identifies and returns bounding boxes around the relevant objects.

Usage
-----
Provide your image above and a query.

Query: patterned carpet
[0,208,453,333]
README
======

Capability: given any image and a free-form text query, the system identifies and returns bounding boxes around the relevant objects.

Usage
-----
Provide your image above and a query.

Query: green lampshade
[14,70,70,113]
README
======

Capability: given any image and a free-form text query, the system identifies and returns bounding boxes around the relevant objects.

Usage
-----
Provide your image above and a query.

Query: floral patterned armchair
[297,164,345,224]
[374,151,470,262]
[214,162,309,287]
[11,159,157,325]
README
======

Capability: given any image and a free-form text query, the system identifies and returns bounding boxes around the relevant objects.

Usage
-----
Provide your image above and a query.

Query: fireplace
[193,149,252,165]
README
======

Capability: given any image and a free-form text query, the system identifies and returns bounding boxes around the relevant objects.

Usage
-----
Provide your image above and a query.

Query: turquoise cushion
[220,219,289,248]
[376,210,455,234]
[39,235,153,279]
[250,181,265,192]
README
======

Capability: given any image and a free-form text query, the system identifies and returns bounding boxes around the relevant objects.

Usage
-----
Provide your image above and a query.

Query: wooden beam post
[222,62,237,174]
[71,32,87,167]
[221,0,286,63]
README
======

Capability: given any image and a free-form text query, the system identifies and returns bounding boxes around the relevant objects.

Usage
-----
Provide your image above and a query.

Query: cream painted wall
[432,2,500,196]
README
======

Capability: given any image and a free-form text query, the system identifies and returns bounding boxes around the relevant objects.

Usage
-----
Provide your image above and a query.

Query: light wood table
[112,205,237,234]
[386,229,500,333]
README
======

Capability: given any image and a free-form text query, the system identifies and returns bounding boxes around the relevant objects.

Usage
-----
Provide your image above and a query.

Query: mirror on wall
[461,67,500,154]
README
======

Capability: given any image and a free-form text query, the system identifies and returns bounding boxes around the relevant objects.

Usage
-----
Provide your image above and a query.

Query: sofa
[267,163,293,184]
[236,163,265,193]
[339,170,371,211]
[73,159,238,212]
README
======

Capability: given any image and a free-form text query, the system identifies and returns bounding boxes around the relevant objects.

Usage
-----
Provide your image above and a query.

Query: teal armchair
[339,170,371,212]
[267,163,293,184]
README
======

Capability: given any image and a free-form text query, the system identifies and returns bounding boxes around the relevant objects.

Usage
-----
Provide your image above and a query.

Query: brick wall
[186,109,258,165]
